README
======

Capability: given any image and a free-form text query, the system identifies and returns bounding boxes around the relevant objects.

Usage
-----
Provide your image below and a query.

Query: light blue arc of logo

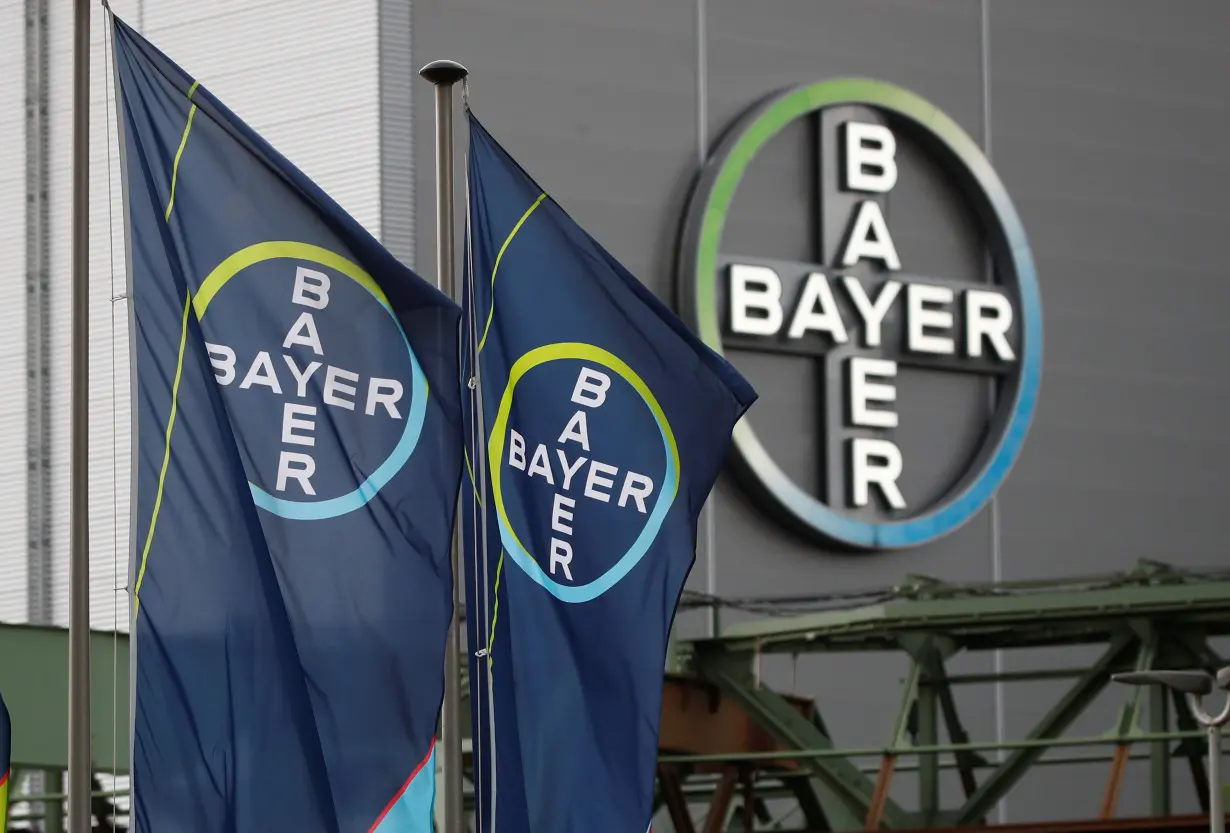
[249,285,428,521]
[496,390,678,604]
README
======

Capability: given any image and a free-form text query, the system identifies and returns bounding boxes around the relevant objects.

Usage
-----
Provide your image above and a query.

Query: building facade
[0,0,1226,825]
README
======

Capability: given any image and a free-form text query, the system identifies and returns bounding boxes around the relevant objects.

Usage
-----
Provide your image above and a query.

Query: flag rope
[102,8,123,822]
[463,116,497,832]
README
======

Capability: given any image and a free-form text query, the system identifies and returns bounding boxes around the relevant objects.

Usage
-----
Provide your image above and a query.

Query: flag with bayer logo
[112,14,461,832]
[461,112,757,833]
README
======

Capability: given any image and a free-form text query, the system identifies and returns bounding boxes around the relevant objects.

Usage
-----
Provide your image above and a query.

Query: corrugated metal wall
[0,0,30,623]
[379,0,416,267]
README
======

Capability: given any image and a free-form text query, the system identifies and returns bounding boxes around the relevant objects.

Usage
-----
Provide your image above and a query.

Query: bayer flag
[113,15,460,833]
[462,113,757,833]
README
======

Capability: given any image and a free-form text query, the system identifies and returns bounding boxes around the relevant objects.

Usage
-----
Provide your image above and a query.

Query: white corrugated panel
[141,0,382,232]
[46,0,382,630]
[0,0,29,624]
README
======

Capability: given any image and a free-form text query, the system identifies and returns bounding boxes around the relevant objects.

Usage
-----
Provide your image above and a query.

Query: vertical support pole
[694,0,718,643]
[45,769,64,833]
[917,667,940,826]
[68,0,92,830]
[870,657,919,830]
[1149,673,1171,816]
[865,756,897,831]
[1099,744,1131,819]
[658,765,696,833]
[741,768,756,832]
[702,767,738,833]
[1174,689,1210,813]
[1209,725,1224,833]
[418,58,469,833]
[1102,624,1155,819]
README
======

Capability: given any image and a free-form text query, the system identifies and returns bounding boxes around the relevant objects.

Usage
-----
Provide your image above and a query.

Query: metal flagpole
[68,0,93,830]
[419,57,469,833]
[1208,719,1224,833]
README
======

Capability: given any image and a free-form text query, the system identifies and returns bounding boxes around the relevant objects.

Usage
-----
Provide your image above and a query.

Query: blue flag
[461,113,757,833]
[112,14,460,832]
[1,689,9,830]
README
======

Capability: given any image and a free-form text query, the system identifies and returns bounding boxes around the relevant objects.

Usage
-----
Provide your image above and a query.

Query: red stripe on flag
[367,739,436,833]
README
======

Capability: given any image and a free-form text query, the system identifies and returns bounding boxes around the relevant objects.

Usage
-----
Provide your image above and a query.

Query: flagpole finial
[419,60,468,86]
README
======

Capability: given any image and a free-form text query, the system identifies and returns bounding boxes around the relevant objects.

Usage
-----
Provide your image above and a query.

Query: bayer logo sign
[679,79,1042,551]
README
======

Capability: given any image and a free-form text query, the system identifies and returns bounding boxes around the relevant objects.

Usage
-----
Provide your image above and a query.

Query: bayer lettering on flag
[112,14,460,833]
[461,112,757,833]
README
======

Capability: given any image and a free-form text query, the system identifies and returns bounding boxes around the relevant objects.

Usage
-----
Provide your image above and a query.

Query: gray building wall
[413,0,1230,823]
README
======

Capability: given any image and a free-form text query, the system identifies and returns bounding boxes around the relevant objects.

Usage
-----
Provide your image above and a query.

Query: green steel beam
[656,728,1220,765]
[934,673,983,799]
[952,634,1136,825]
[898,634,967,820]
[0,623,129,771]
[939,667,1096,686]
[1166,628,1225,812]
[888,659,921,750]
[916,660,939,825]
[1149,637,1173,816]
[1106,623,1157,739]
[712,574,1230,655]
[1101,622,1165,815]
[917,650,984,800]
[694,649,908,831]
[1171,686,1210,813]
[787,773,830,832]
[1171,629,1225,671]
[801,709,840,831]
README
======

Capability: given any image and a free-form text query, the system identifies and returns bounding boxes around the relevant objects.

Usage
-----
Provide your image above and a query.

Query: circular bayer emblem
[678,79,1042,550]
[488,343,679,603]
[196,242,427,520]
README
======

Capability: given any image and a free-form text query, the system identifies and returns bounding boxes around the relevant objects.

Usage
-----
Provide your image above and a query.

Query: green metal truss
[661,561,1230,831]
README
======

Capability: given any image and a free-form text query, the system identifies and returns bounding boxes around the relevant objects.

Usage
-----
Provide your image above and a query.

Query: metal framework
[657,561,1230,832]
[3,561,1228,833]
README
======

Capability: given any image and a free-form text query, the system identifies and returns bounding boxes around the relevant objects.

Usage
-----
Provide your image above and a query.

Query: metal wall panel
[379,0,417,267]
[0,0,30,624]
[989,0,1230,820]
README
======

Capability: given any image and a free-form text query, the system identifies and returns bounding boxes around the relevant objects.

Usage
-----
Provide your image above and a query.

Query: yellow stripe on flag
[1,769,10,829]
